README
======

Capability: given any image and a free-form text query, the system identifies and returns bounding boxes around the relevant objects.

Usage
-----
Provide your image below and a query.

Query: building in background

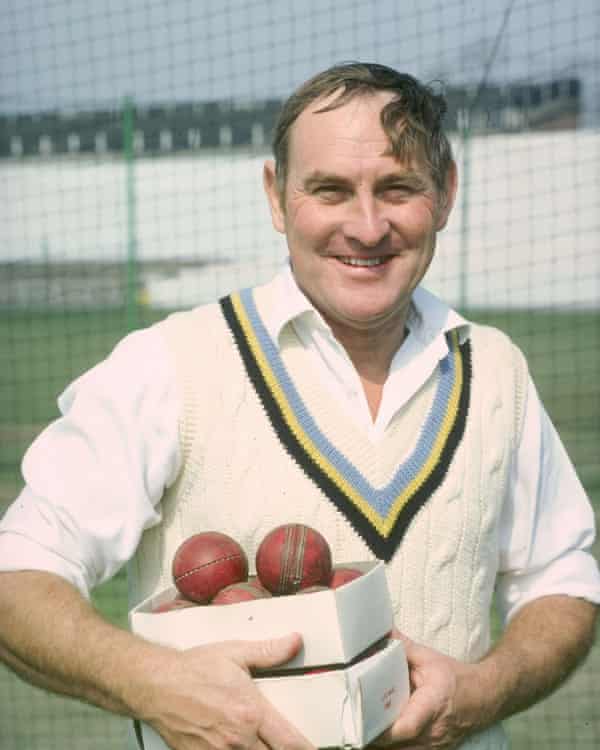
[0,78,582,159]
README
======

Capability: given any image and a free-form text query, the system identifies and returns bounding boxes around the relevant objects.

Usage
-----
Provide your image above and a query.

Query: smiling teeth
[339,257,386,267]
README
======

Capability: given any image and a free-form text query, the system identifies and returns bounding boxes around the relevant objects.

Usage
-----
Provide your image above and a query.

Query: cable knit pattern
[129,279,527,750]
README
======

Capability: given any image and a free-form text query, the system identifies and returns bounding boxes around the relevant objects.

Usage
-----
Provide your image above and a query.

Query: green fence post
[123,95,139,330]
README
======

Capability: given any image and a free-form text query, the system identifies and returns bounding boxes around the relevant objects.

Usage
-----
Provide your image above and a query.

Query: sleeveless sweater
[129,280,528,750]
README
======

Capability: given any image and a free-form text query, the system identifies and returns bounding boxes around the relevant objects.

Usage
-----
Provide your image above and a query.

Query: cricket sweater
[129,279,528,750]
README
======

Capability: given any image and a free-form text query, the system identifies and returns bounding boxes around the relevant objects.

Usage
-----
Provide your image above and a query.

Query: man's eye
[314,186,346,201]
[383,185,413,197]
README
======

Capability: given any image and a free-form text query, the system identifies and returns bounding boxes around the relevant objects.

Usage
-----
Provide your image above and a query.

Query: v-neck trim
[220,288,472,561]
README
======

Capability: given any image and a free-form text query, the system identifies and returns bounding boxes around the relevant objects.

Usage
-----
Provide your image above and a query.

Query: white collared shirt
[272,269,466,440]
[1,264,599,625]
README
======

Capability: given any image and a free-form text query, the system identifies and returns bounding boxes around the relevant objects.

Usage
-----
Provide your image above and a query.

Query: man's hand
[371,634,475,750]
[139,633,315,750]
[0,572,314,750]
[371,596,597,749]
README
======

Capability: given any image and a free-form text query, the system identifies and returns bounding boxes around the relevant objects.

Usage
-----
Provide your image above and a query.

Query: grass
[0,306,164,505]
[469,308,600,506]
[1,303,599,748]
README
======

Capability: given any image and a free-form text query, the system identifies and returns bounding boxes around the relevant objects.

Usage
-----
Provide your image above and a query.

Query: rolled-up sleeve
[0,327,181,598]
[496,378,600,624]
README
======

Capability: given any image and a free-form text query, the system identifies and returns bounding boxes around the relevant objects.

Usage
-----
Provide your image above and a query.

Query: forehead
[288,91,394,165]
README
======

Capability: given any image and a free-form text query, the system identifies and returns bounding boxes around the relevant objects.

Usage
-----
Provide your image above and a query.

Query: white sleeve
[0,326,181,598]
[496,378,600,624]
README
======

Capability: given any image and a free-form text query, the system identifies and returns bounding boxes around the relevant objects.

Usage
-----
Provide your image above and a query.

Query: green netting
[1,1,598,748]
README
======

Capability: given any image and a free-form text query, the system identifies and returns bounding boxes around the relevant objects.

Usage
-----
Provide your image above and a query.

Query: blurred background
[0,0,598,747]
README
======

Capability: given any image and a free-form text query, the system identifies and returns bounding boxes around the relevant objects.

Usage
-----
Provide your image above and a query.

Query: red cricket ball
[255,523,332,595]
[298,585,329,594]
[152,596,197,613]
[329,565,363,589]
[172,531,248,603]
[247,575,271,594]
[211,581,272,605]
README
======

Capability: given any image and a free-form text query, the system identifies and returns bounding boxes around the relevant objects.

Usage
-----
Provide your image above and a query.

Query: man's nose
[342,195,390,247]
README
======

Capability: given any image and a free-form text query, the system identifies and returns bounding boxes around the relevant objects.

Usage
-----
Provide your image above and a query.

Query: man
[0,62,598,750]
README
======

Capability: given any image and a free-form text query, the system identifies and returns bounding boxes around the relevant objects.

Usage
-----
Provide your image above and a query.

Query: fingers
[146,637,313,750]
[390,629,418,652]
[391,631,435,670]
[377,685,436,745]
[223,636,314,748]
[231,633,304,672]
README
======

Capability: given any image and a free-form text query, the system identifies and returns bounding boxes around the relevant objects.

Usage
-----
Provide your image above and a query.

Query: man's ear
[435,160,458,231]
[263,160,286,234]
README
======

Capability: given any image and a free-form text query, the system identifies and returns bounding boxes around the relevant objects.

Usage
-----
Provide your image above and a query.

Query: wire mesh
[1,1,598,747]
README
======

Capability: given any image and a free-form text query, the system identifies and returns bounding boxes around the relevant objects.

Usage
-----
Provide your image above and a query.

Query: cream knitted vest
[129,281,527,750]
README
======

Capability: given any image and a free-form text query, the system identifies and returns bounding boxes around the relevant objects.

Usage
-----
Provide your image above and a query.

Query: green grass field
[1,303,599,749]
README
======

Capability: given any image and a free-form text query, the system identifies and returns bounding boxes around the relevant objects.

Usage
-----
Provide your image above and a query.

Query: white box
[129,560,393,670]
[136,639,410,750]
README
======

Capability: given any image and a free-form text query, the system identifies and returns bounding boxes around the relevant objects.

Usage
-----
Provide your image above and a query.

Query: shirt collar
[409,285,470,346]
[264,260,470,350]
[266,261,328,342]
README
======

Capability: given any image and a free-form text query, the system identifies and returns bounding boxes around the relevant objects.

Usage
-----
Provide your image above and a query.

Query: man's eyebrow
[302,171,352,189]
[376,172,429,190]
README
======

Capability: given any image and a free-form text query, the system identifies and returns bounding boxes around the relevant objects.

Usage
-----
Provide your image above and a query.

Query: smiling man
[0,63,599,750]
[263,84,456,420]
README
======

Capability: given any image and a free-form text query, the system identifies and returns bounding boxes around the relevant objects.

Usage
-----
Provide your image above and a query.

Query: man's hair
[272,61,454,198]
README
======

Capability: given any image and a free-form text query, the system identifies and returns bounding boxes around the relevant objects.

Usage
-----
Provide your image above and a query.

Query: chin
[337,307,398,329]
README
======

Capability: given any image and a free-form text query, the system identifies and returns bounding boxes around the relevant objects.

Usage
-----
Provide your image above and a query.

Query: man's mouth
[336,256,391,267]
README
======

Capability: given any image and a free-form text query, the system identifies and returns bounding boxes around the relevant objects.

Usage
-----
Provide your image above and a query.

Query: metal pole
[456,0,515,312]
[123,95,138,330]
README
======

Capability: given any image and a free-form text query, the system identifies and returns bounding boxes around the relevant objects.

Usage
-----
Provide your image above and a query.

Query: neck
[327,311,409,384]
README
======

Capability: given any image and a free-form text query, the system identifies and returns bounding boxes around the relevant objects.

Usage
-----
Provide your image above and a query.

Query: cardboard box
[135,639,410,750]
[129,560,393,670]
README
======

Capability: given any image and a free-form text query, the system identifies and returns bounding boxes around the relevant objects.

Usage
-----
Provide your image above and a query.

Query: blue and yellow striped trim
[220,288,472,561]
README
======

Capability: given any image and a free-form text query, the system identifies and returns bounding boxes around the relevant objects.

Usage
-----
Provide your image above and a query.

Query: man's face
[264,91,456,337]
